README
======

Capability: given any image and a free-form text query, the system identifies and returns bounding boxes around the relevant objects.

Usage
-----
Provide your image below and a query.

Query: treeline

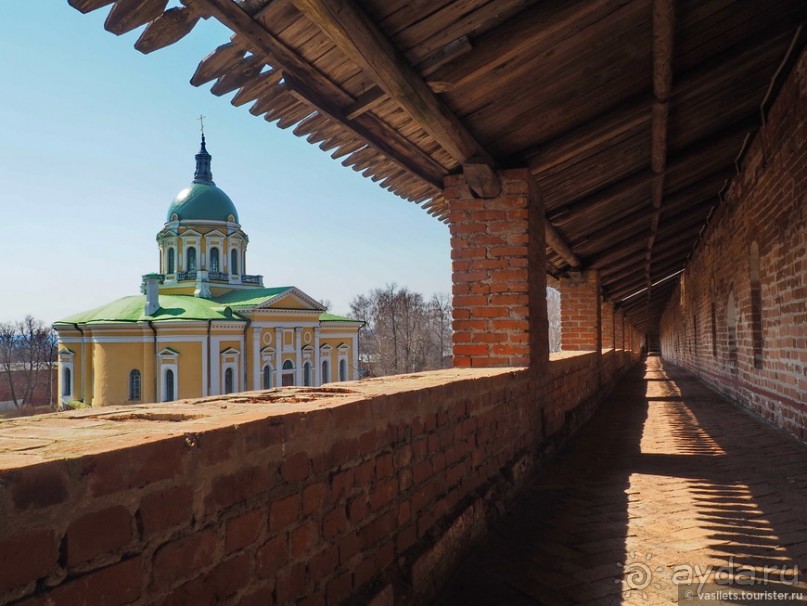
[0,316,57,409]
[349,284,452,376]
[348,285,562,377]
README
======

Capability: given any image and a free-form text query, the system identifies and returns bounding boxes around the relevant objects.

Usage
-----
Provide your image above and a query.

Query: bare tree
[0,316,56,408]
[547,286,562,353]
[0,322,17,404]
[429,293,452,368]
[350,285,452,376]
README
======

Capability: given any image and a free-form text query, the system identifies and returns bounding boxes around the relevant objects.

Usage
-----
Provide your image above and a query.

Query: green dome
[167,182,239,223]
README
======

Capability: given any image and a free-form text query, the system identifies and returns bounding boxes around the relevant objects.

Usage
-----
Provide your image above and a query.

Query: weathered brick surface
[0,361,638,605]
[660,49,807,441]
[65,505,132,566]
[447,170,548,368]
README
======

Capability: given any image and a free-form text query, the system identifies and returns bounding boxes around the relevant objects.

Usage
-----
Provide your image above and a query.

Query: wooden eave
[69,0,806,329]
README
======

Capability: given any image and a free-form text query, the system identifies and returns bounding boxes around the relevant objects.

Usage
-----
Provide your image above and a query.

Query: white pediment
[255,287,326,312]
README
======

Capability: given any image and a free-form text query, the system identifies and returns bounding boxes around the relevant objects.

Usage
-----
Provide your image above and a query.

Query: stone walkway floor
[438,356,807,605]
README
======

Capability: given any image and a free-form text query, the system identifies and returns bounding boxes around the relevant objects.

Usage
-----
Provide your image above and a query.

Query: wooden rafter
[290,0,500,197]
[545,225,582,269]
[189,0,449,194]
[644,0,675,302]
[425,0,633,94]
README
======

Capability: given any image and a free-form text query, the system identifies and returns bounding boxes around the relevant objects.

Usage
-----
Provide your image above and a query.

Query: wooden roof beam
[190,0,449,192]
[291,0,500,197]
[528,94,651,175]
[599,224,701,279]
[545,225,582,269]
[135,4,204,54]
[426,0,632,94]
[644,0,675,302]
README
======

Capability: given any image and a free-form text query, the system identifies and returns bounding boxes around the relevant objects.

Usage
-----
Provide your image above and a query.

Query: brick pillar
[614,309,625,350]
[601,301,615,349]
[559,271,601,352]
[447,169,548,368]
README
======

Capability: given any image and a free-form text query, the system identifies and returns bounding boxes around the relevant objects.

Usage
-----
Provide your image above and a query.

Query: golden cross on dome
[198,114,206,136]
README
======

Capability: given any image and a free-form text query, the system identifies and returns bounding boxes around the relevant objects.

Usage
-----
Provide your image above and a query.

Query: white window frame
[262,364,274,389]
[162,364,178,402]
[282,358,295,386]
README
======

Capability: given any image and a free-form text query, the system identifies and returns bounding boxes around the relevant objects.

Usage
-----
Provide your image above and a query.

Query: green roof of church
[54,295,244,325]
[214,287,292,308]
[167,182,239,223]
[165,135,239,223]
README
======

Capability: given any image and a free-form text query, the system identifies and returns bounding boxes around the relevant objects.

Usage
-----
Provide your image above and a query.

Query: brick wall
[0,369,56,409]
[659,49,807,440]
[0,355,637,605]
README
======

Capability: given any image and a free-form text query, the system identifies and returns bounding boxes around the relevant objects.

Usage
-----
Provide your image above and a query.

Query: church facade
[54,137,362,407]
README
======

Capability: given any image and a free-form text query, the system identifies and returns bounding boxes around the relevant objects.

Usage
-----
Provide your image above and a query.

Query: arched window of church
[282,359,295,387]
[164,369,175,402]
[339,359,347,382]
[231,249,238,275]
[210,247,220,273]
[304,362,311,386]
[321,359,330,384]
[224,367,234,394]
[129,369,141,400]
[187,247,197,271]
[262,365,273,389]
[167,248,175,274]
[62,367,71,397]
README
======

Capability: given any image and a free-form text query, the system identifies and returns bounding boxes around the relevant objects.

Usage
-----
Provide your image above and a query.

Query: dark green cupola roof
[166,135,240,223]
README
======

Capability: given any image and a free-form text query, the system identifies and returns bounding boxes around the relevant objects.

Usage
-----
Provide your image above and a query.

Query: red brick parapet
[0,354,638,605]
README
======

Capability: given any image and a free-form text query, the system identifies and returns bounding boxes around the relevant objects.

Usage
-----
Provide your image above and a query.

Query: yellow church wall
[90,340,147,406]
[215,337,244,393]
[175,342,204,401]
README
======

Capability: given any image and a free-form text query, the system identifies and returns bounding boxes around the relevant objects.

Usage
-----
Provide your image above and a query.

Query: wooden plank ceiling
[69,0,806,330]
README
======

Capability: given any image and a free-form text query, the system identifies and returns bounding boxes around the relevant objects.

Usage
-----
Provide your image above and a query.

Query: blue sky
[0,3,450,324]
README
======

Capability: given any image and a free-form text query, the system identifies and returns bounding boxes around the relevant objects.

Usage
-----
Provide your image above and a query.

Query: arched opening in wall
[167,248,175,274]
[303,362,311,386]
[282,359,295,386]
[262,365,273,389]
[62,367,71,397]
[210,247,220,273]
[230,249,238,275]
[129,369,141,400]
[711,303,717,357]
[339,359,347,382]
[726,292,738,367]
[187,247,197,272]
[224,368,234,394]
[750,242,763,368]
[321,359,330,384]
[547,286,561,353]
[163,369,175,402]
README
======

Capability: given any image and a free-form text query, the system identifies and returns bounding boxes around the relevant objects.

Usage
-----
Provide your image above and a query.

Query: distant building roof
[54,294,244,325]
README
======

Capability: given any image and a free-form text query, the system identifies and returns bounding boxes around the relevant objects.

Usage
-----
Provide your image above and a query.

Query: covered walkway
[439,356,807,605]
